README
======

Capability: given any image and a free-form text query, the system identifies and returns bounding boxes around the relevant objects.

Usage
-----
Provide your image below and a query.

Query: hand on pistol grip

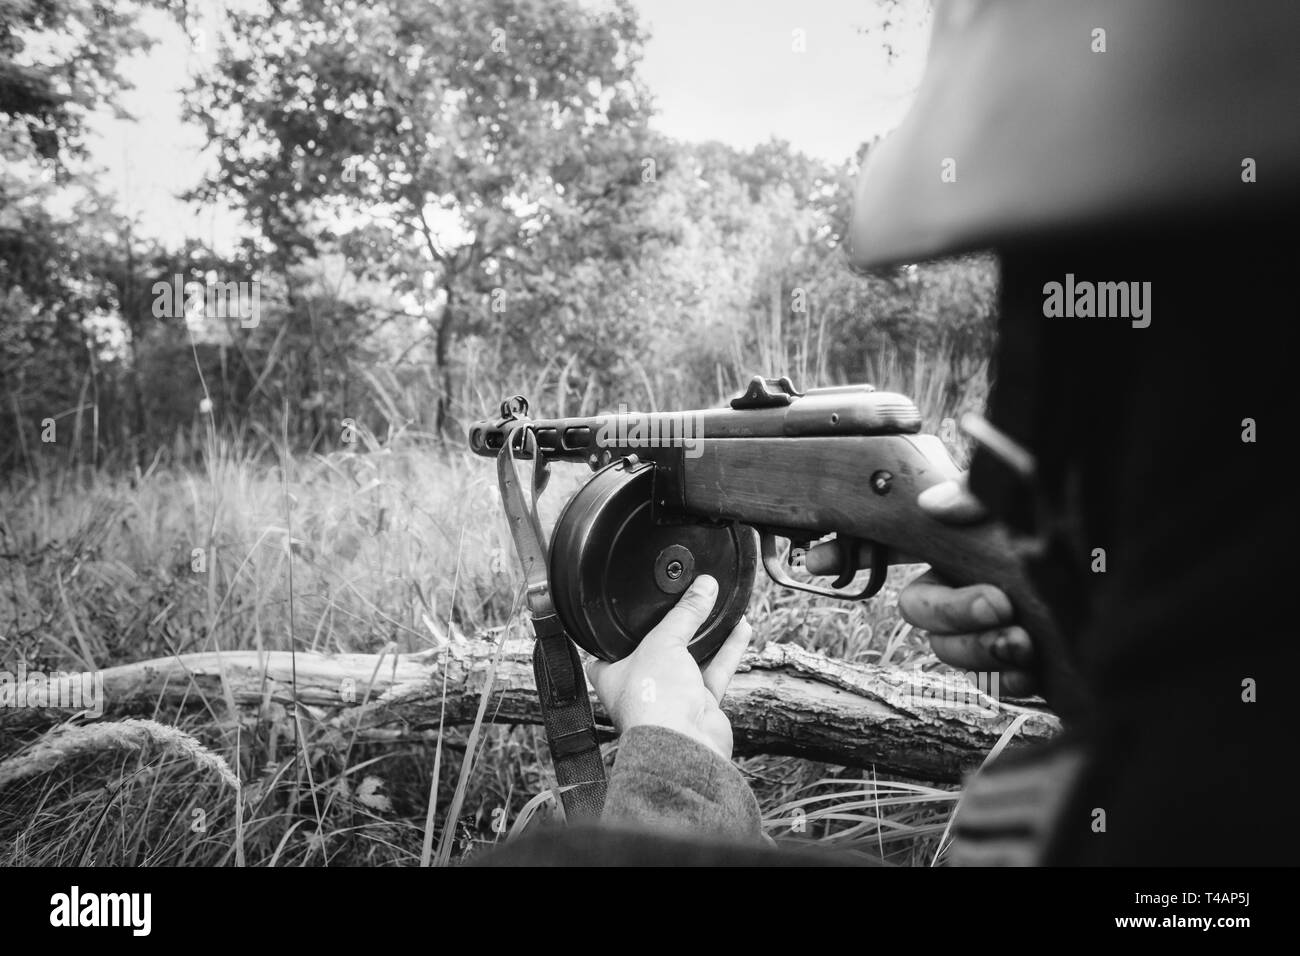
[900,477,1038,697]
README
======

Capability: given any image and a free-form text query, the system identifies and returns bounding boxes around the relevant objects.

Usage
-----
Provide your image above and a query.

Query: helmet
[848,0,1300,269]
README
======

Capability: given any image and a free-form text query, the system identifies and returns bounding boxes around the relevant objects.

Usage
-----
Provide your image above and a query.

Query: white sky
[634,0,929,159]
[83,0,931,249]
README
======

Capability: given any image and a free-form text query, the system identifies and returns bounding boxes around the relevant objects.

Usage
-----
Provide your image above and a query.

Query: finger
[641,574,719,652]
[917,477,988,525]
[803,540,924,574]
[899,571,1014,635]
[702,616,753,702]
[928,626,1035,671]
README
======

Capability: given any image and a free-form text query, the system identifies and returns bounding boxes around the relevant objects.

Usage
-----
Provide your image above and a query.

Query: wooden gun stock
[680,433,1090,722]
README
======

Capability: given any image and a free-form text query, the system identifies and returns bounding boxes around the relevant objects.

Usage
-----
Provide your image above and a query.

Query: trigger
[828,537,888,597]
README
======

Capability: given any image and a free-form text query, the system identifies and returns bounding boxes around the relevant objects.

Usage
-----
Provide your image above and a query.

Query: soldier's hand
[587,575,752,759]
[901,477,1038,697]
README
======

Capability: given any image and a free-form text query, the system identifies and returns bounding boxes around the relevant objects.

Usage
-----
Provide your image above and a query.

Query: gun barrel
[467,385,922,463]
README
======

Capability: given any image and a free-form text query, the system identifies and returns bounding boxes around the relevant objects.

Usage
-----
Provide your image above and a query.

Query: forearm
[600,724,763,842]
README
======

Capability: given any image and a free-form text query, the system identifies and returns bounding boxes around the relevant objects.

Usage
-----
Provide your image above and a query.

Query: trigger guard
[831,536,857,589]
[761,533,888,601]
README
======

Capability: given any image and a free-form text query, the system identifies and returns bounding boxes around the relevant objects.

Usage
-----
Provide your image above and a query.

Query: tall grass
[0,350,986,865]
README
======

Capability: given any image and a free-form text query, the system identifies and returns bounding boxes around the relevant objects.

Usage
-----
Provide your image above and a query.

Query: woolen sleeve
[600,724,764,842]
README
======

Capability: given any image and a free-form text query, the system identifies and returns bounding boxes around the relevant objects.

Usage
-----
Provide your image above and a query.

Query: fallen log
[6,638,1059,783]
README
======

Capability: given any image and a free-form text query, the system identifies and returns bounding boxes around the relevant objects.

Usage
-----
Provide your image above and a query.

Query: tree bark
[434,283,455,436]
[6,639,1059,783]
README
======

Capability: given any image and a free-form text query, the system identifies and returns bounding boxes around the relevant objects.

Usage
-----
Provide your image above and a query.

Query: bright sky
[84,1,931,249]
[634,0,929,160]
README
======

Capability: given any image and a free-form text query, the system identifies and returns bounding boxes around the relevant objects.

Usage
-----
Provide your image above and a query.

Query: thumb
[917,476,988,525]
[585,658,610,700]
[641,574,719,652]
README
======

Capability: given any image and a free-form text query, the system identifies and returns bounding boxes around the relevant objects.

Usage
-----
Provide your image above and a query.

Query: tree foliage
[186,0,658,426]
[2,0,997,472]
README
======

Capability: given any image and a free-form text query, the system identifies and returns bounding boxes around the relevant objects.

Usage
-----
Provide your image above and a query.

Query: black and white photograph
[0,0,1293,921]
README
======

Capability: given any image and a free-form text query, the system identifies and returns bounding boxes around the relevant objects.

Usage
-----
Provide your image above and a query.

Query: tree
[186,0,657,432]
[0,0,185,470]
[0,0,165,165]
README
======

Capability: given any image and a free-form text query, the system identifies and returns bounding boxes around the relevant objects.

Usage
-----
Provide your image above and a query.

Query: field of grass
[0,358,990,866]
